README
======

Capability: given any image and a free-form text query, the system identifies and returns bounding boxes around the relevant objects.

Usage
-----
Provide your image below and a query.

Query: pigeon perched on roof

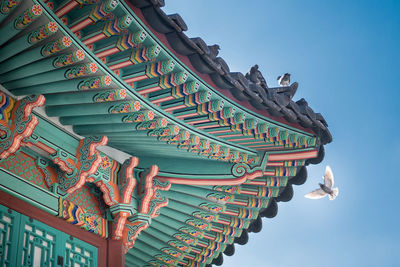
[208,44,220,59]
[305,166,339,200]
[246,64,259,83]
[245,64,268,89]
[277,73,291,86]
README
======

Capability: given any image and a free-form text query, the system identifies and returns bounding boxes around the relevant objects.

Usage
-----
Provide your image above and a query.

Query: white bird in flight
[305,166,339,200]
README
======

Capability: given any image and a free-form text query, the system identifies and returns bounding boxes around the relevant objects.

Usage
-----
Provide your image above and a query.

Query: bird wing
[304,189,327,199]
[323,166,334,187]
[328,187,339,200]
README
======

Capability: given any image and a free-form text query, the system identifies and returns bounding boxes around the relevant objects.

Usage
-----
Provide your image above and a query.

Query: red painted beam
[268,150,318,161]
[83,33,107,46]
[197,124,219,130]
[109,60,133,70]
[151,96,174,104]
[55,1,78,17]
[208,129,231,134]
[124,74,147,84]
[175,112,197,119]
[187,119,209,125]
[164,104,186,112]
[70,18,93,33]
[96,47,120,58]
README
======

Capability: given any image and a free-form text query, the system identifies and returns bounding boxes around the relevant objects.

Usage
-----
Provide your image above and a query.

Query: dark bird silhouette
[305,166,339,200]
[277,73,291,86]
[208,44,220,59]
[245,65,268,88]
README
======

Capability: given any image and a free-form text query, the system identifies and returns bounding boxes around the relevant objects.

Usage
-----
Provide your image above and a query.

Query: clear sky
[163,1,400,266]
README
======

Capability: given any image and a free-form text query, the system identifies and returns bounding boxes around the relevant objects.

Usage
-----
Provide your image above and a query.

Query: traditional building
[0,0,331,266]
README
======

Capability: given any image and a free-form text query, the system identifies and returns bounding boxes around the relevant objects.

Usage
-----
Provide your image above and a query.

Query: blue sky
[163,1,400,266]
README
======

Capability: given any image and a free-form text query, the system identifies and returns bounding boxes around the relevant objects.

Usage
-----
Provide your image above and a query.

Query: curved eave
[0,0,324,169]
[125,0,332,146]
[0,0,257,166]
[125,147,323,267]
[0,1,332,266]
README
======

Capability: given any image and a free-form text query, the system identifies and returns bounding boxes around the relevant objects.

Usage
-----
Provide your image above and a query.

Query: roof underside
[0,0,332,266]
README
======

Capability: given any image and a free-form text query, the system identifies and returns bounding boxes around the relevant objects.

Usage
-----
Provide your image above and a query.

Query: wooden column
[107,238,125,266]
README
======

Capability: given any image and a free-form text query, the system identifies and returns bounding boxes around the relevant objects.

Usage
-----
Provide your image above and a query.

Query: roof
[126,0,332,146]
[0,0,331,266]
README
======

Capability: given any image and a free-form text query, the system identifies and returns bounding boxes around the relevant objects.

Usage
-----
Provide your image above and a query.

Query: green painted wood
[0,22,58,63]
[0,0,22,24]
[127,246,161,266]
[0,205,98,267]
[34,116,79,155]
[142,223,224,261]
[138,227,222,265]
[79,19,106,40]
[144,223,231,262]
[169,184,271,209]
[154,214,203,236]
[3,63,97,89]
[106,45,162,72]
[182,115,210,124]
[125,253,146,267]
[201,126,237,134]
[63,235,98,267]
[134,236,184,263]
[0,2,325,265]
[136,156,235,176]
[57,1,94,22]
[58,111,150,125]
[45,0,316,153]
[228,136,266,143]
[16,214,60,267]
[68,0,119,31]
[139,227,193,252]
[0,51,85,83]
[154,213,237,245]
[73,123,154,135]
[161,191,224,212]
[165,198,251,229]
[44,88,126,106]
[46,100,141,117]
[107,142,189,154]
[159,207,237,238]
[151,217,234,246]
[0,37,73,74]
[92,28,147,59]
[10,76,112,96]
[0,169,59,215]
[0,205,21,267]
[32,1,260,160]
[0,2,43,46]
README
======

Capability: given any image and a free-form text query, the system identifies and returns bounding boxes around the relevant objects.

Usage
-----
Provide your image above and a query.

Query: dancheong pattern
[0,1,329,265]
[0,151,47,189]
[66,185,103,216]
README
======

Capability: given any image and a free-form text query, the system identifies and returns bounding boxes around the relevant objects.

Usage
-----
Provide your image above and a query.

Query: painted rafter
[0,1,330,266]
[1,0,308,165]
[119,150,317,264]
[36,0,316,159]
[0,1,253,164]
[0,93,319,264]
[0,2,44,46]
